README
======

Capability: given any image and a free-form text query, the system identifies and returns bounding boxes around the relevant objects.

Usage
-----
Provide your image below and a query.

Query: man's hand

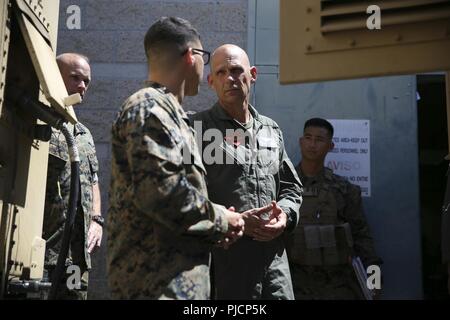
[240,203,274,238]
[87,219,103,254]
[217,207,245,250]
[252,201,287,242]
[88,182,102,254]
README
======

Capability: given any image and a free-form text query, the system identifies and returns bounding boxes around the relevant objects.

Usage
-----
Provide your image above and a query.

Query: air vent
[321,0,450,33]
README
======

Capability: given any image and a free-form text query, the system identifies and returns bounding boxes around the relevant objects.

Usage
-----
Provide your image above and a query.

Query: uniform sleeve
[276,131,303,232]
[120,104,228,242]
[344,184,382,267]
[43,136,67,240]
[84,127,100,183]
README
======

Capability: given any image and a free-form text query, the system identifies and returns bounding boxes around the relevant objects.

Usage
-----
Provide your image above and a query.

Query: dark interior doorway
[417,74,449,300]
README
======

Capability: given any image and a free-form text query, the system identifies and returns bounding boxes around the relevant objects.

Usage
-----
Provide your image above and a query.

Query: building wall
[57,0,249,299]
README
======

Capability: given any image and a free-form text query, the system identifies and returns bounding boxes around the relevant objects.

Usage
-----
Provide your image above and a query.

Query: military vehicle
[0,0,80,299]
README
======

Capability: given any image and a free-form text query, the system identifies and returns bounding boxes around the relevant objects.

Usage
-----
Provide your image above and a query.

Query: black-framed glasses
[182,48,210,65]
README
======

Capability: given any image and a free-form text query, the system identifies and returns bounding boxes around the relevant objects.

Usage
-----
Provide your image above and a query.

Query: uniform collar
[73,123,87,136]
[296,164,333,183]
[144,80,170,93]
[323,167,334,181]
[144,82,189,123]
[212,101,260,122]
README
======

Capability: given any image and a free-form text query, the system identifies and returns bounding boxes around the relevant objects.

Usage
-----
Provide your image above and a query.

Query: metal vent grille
[321,0,450,33]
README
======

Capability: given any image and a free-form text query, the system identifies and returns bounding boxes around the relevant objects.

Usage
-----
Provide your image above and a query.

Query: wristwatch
[91,215,105,227]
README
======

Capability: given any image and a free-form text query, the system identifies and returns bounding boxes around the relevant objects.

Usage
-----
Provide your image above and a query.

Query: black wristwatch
[91,215,105,227]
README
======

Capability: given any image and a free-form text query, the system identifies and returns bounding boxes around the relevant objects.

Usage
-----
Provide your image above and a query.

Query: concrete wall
[57,0,249,299]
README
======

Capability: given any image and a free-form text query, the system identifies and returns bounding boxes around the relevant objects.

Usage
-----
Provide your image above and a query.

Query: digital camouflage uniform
[191,103,302,300]
[107,84,229,300]
[43,123,99,300]
[287,166,381,300]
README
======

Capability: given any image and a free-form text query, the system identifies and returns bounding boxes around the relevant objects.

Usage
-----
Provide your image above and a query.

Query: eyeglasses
[182,48,211,65]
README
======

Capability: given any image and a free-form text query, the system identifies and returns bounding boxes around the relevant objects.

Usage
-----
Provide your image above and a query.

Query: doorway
[417,74,449,299]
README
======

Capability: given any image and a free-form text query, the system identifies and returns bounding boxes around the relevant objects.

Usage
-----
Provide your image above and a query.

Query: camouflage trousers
[44,208,89,300]
[290,264,364,300]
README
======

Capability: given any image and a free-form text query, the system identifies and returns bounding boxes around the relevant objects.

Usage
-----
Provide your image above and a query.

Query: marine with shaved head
[191,44,303,299]
[43,53,103,299]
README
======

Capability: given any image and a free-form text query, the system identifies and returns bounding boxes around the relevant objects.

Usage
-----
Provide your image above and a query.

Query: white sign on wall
[325,119,371,197]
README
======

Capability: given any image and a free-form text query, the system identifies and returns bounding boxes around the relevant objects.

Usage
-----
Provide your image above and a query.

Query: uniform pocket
[87,153,99,174]
[257,136,279,174]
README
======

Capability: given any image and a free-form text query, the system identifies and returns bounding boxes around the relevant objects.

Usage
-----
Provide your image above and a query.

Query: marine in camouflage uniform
[43,123,99,300]
[287,118,381,300]
[107,84,231,299]
[43,53,101,300]
[107,17,244,300]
